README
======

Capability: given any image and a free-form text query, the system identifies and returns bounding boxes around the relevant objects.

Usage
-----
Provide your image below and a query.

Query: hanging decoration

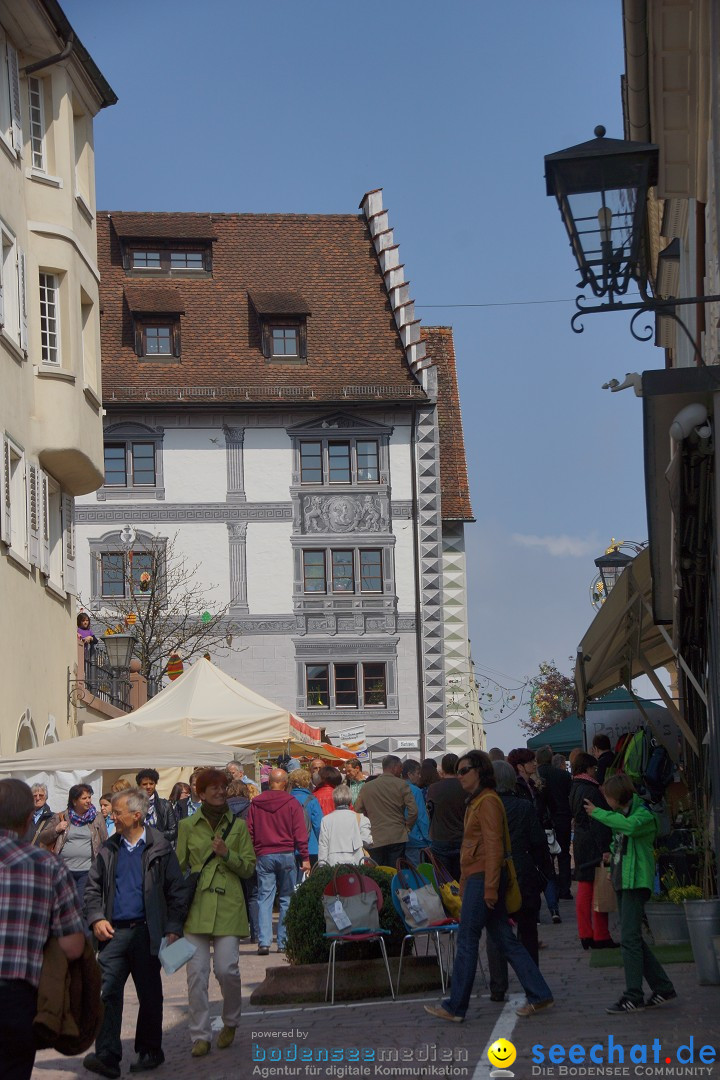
[167,654,184,681]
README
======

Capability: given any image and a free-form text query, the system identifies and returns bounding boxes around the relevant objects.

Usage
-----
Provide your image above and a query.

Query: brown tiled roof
[124,285,185,314]
[249,290,311,316]
[98,212,424,403]
[109,212,217,239]
[423,327,474,522]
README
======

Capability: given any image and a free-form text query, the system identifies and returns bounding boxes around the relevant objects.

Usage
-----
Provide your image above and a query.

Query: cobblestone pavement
[34,900,720,1080]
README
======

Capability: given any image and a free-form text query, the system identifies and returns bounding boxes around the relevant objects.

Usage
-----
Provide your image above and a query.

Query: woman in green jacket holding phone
[176,769,256,1058]
[585,773,676,1015]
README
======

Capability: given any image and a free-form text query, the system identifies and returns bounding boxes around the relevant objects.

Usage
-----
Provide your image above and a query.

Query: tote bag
[395,861,447,928]
[322,869,380,934]
[421,849,462,919]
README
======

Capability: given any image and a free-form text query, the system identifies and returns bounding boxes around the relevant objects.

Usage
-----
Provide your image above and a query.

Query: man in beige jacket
[354,755,417,866]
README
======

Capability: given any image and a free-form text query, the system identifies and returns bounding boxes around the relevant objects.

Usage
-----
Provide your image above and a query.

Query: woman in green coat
[585,773,675,1015]
[176,768,256,1058]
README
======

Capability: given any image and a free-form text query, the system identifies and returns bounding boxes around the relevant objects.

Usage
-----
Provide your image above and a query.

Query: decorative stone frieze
[300,493,387,534]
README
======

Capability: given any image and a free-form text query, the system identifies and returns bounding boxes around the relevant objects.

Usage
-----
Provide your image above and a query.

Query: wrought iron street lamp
[103,631,136,672]
[545,127,720,357]
[590,539,647,609]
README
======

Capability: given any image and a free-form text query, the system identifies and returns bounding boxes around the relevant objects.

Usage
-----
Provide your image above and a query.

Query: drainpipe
[22,31,75,75]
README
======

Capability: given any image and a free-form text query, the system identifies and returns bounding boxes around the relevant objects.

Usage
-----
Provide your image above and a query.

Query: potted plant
[645,868,695,945]
[683,820,720,985]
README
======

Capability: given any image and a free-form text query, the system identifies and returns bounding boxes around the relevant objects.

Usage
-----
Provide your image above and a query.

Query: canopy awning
[573,548,699,755]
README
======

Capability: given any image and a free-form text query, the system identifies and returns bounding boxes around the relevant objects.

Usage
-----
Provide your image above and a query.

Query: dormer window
[249,290,310,361]
[126,246,211,274]
[124,285,184,361]
[271,324,299,357]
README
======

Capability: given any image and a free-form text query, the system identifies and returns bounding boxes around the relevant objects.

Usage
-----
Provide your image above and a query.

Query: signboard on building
[336,726,368,759]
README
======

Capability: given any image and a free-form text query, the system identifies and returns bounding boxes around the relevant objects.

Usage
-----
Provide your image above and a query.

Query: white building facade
[76,194,483,755]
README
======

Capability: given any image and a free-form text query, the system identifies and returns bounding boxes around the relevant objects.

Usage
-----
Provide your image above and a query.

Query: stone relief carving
[301,494,386,534]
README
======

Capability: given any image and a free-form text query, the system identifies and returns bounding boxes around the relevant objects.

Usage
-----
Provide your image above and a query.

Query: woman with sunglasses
[424,750,554,1022]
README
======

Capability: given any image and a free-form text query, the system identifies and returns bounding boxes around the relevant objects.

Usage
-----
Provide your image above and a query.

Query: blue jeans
[443,872,553,1018]
[256,852,297,949]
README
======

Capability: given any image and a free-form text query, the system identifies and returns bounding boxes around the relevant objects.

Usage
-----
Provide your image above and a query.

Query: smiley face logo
[488,1039,517,1069]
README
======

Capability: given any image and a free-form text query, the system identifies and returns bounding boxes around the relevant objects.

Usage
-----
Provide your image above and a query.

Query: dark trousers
[486,905,540,995]
[430,841,461,882]
[96,925,163,1065]
[617,888,674,1004]
[368,842,405,868]
[0,980,37,1080]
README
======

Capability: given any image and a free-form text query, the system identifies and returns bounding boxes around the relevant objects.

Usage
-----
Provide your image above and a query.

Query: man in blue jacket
[401,760,431,867]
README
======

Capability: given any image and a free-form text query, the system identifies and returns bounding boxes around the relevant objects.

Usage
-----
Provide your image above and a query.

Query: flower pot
[645,901,690,946]
[684,899,720,985]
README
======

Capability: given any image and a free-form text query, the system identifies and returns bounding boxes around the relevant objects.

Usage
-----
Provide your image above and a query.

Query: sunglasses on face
[457,765,476,776]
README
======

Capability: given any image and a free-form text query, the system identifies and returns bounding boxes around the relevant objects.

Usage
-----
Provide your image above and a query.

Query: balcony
[74,641,148,720]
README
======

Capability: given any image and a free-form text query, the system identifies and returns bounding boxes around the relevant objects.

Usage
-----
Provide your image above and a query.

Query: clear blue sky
[64,0,654,748]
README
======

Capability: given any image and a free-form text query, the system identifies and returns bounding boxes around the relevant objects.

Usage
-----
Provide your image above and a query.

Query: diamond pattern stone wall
[443,522,485,752]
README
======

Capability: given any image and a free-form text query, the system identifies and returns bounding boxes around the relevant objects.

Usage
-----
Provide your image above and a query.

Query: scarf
[574,773,599,785]
[67,804,97,826]
[201,802,229,831]
[146,796,157,827]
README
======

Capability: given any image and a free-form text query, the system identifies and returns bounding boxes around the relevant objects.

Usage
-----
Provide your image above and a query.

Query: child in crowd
[99,793,116,836]
[584,774,676,1014]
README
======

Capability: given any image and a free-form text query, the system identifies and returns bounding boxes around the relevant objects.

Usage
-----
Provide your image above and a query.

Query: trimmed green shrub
[284,864,405,966]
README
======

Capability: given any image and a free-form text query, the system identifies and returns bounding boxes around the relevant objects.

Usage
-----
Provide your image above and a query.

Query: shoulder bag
[322,868,380,934]
[185,820,234,908]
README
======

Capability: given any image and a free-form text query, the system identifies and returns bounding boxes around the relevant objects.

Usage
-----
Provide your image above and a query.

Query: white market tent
[83,657,350,759]
[0,723,253,808]
[0,725,253,774]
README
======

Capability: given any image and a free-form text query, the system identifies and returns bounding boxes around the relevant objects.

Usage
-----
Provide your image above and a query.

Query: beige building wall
[0,1,114,755]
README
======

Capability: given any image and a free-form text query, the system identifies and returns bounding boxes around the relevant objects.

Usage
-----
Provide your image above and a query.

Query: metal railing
[83,643,132,712]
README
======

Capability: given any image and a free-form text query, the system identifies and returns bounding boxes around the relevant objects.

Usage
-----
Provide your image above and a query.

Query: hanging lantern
[139,572,152,593]
[201,611,212,624]
[125,613,137,626]
[167,654,184,681]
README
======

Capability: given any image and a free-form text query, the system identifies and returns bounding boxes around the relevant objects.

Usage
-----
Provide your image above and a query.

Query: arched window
[16,710,38,752]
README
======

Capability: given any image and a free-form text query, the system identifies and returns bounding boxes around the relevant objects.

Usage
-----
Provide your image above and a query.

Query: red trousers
[575,879,610,941]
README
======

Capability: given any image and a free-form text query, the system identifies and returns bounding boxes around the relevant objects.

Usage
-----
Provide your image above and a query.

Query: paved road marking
[472,993,523,1080]
[241,991,486,1017]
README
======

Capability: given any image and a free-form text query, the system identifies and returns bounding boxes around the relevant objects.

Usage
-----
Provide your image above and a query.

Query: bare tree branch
[81,532,240,684]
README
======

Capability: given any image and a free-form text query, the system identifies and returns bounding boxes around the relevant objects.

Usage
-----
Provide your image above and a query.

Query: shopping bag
[593,865,617,913]
[545,828,562,855]
[421,850,462,919]
[395,862,447,928]
[322,869,380,933]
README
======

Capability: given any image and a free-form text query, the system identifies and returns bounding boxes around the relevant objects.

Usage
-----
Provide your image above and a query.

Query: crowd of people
[0,734,677,1078]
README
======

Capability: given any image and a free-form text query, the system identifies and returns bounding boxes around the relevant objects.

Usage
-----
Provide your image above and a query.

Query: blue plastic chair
[390,866,459,996]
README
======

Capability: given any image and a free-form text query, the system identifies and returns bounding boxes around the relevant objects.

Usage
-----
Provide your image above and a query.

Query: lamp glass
[103,632,136,671]
[545,131,658,299]
[594,550,633,598]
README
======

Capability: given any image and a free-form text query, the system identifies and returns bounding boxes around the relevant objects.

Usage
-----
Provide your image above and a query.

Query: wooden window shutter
[27,463,40,566]
[261,320,271,358]
[172,321,181,357]
[122,245,131,271]
[134,321,144,356]
[0,438,11,545]
[202,248,212,272]
[6,43,23,154]
[40,471,49,575]
[18,248,28,353]
[62,493,76,594]
[299,322,308,359]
